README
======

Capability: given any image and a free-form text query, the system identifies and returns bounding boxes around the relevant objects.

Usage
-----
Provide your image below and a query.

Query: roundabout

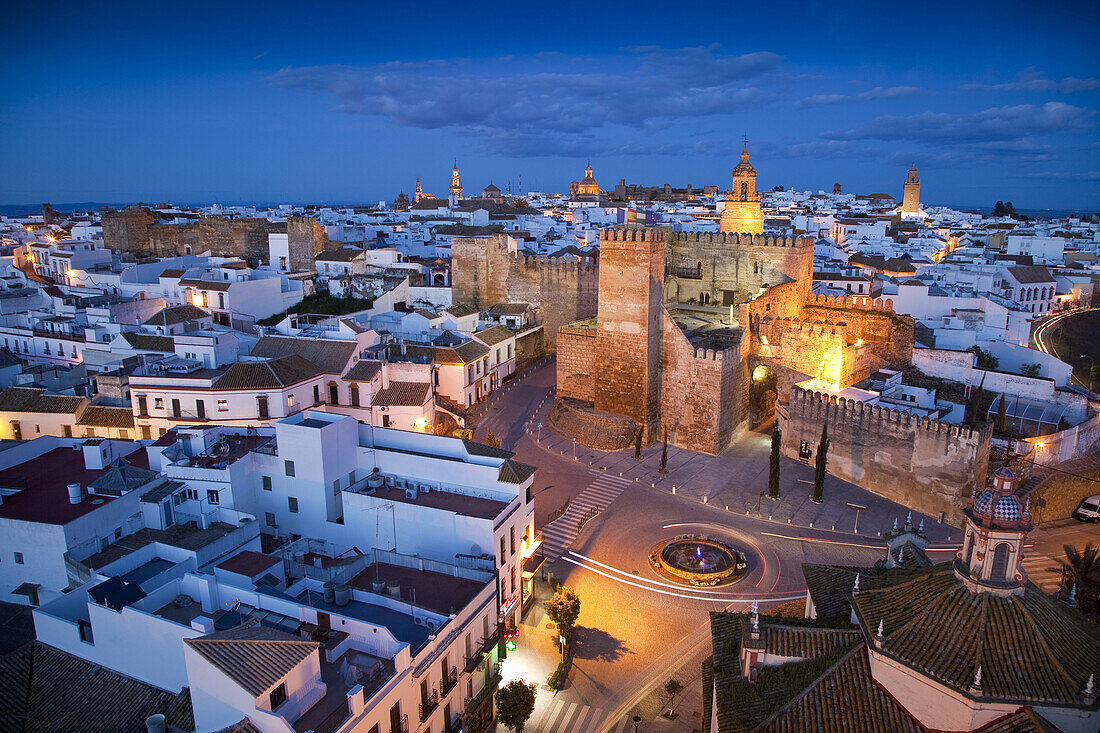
[649,535,747,587]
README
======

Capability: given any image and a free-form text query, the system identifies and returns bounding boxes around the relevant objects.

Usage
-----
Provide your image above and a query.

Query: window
[287,393,295,409]
[196,400,205,419]
[500,536,506,565]
[154,397,164,410]
[508,344,513,359]
[257,396,269,418]
[141,426,151,440]
[137,396,147,416]
[333,477,341,494]
[269,682,287,710]
[510,566,516,593]
[288,497,299,514]
[350,384,359,407]
[62,425,72,438]
[285,460,295,477]
[217,399,228,411]
[113,528,122,540]
[266,512,276,527]
[510,526,515,555]
[262,475,272,491]
[218,293,225,308]
[119,430,128,439]
[206,489,220,505]
[313,385,320,405]
[14,552,24,564]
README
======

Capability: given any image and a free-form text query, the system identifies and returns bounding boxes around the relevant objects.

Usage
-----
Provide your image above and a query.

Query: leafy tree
[812,422,828,503]
[511,197,530,210]
[1060,542,1100,610]
[544,586,581,643]
[1020,363,1041,378]
[996,394,1008,434]
[485,430,501,448]
[993,201,1007,217]
[968,345,998,370]
[496,679,537,733]
[768,424,781,499]
[664,679,684,718]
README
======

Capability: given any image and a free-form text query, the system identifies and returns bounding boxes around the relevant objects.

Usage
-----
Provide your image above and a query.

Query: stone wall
[665,232,813,311]
[750,316,879,391]
[287,215,329,271]
[593,228,666,442]
[801,294,914,367]
[557,326,597,400]
[451,234,598,350]
[782,385,992,523]
[1024,454,1100,523]
[548,397,638,451]
[660,309,746,453]
[102,207,285,261]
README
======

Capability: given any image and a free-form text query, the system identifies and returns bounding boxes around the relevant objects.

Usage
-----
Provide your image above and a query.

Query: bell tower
[719,142,764,235]
[449,161,463,206]
[956,467,1032,596]
[901,164,920,215]
[414,178,424,203]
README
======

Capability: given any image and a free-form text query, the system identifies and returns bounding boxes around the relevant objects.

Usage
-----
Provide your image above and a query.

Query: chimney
[67,483,82,504]
[145,714,166,733]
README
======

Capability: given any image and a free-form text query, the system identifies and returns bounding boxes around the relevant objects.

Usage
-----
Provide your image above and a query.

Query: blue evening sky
[1,1,1097,209]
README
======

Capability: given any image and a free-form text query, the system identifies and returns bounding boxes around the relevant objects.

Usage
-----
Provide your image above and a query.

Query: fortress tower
[448,161,463,206]
[719,143,764,235]
[901,164,921,216]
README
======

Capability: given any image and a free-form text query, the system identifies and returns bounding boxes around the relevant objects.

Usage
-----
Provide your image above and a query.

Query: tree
[1060,542,1100,610]
[966,374,987,428]
[544,586,581,643]
[1020,363,1041,378]
[496,680,537,733]
[659,426,669,473]
[768,424,781,499]
[664,679,684,718]
[812,422,828,503]
[996,394,1008,434]
[968,345,998,370]
[993,201,1007,217]
[634,425,643,460]
[485,429,501,448]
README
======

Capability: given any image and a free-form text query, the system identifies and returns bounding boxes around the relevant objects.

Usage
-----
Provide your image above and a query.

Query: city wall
[556,325,597,400]
[451,234,598,350]
[782,385,992,523]
[1024,454,1100,523]
[801,294,914,367]
[750,316,878,392]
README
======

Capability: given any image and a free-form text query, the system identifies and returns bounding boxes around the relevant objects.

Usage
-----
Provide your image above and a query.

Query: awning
[13,582,40,597]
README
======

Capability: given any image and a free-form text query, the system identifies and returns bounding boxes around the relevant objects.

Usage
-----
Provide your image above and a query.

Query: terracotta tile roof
[143,304,211,327]
[0,641,195,733]
[757,643,921,733]
[498,459,537,484]
[1006,265,1055,284]
[737,615,860,658]
[184,626,319,697]
[0,386,84,414]
[158,268,186,278]
[121,332,175,352]
[851,564,1100,706]
[373,380,430,407]
[216,550,280,577]
[442,304,479,317]
[250,336,357,375]
[462,438,514,459]
[473,324,514,346]
[315,247,364,262]
[802,563,872,620]
[76,405,136,429]
[974,708,1060,732]
[487,303,531,316]
[342,360,382,382]
[434,339,490,365]
[212,355,322,390]
[179,278,233,291]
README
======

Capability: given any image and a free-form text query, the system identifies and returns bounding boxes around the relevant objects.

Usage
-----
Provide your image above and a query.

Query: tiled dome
[972,486,1028,525]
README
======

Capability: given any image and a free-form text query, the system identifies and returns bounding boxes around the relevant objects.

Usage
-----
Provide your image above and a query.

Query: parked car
[1073,495,1100,522]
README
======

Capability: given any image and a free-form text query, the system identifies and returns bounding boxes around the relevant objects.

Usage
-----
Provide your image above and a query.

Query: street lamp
[633,715,641,732]
[572,437,576,459]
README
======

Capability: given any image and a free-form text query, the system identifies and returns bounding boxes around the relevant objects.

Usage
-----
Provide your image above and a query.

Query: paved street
[471,357,1093,732]
[1022,517,1100,593]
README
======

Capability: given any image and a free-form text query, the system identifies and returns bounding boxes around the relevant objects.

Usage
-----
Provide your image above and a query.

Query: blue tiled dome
[973,488,997,516]
[973,486,1027,524]
[992,467,1015,481]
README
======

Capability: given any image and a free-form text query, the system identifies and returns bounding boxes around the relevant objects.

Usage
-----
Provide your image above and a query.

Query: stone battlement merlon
[791,384,986,440]
[668,232,813,249]
[750,315,850,341]
[599,226,668,246]
[806,293,895,313]
[519,255,598,270]
[689,347,734,362]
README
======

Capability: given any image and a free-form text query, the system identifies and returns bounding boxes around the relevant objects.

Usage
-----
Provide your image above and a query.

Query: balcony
[419,688,439,722]
[441,665,458,695]
[444,713,463,733]
[390,713,409,733]
[463,625,501,674]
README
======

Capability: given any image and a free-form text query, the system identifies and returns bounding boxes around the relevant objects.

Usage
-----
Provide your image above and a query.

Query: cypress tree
[996,394,1007,434]
[812,422,828,503]
[768,424,781,499]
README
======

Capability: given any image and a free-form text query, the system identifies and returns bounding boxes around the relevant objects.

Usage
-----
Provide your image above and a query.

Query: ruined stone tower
[286,215,328,271]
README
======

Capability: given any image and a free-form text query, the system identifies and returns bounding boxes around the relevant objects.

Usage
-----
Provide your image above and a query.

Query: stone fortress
[541,147,988,521]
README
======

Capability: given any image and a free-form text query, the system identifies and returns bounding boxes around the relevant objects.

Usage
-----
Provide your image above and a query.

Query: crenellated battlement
[690,346,736,363]
[750,315,850,342]
[791,384,986,440]
[600,226,667,244]
[669,231,813,249]
[806,293,894,313]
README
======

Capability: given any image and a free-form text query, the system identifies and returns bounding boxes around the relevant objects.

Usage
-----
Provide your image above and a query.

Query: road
[1031,307,1098,390]
[470,357,1083,732]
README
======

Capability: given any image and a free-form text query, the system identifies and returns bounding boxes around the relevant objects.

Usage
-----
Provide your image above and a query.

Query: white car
[1073,495,1100,522]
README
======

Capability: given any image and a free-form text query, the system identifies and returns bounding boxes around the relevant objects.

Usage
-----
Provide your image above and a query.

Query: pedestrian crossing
[540,474,633,559]
[528,698,637,733]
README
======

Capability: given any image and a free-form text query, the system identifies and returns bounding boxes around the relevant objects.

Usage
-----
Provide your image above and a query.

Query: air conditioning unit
[405,487,418,500]
[395,478,407,490]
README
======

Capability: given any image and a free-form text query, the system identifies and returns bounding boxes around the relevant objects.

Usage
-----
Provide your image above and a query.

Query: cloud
[1010,170,1100,182]
[264,46,789,154]
[962,67,1100,93]
[797,85,930,108]
[821,103,1095,147]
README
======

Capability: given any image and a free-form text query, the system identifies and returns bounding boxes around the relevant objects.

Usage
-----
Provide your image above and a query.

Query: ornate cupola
[720,142,764,235]
[955,467,1032,596]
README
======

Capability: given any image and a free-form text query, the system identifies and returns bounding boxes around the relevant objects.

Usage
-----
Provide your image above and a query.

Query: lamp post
[633,715,642,732]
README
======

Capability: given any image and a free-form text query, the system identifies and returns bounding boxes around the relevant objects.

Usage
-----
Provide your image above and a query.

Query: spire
[970,666,983,695]
[853,573,860,592]
[918,518,925,533]
[899,546,905,563]
[740,139,750,162]
[874,619,885,648]
[892,517,899,531]
[905,510,912,526]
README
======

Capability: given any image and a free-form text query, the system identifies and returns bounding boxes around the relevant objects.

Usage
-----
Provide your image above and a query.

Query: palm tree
[1060,542,1100,609]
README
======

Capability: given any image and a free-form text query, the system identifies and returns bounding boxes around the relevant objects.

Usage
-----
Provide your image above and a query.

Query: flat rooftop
[83,522,240,570]
[349,561,489,615]
[0,445,149,525]
[175,433,272,469]
[365,484,509,520]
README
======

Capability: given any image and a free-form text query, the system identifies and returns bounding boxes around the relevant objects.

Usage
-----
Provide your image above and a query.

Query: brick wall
[451,234,598,350]
[593,228,666,442]
[782,385,992,523]
[103,207,285,261]
[556,327,597,400]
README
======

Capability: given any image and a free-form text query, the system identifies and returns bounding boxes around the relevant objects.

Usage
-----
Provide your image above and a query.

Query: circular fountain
[649,536,747,587]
